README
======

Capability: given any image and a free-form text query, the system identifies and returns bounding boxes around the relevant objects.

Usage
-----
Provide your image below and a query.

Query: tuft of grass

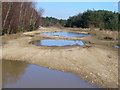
[104,37,113,40]
[2,33,24,45]
[88,29,118,40]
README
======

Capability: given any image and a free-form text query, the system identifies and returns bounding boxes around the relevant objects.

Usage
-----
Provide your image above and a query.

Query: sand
[1,27,118,88]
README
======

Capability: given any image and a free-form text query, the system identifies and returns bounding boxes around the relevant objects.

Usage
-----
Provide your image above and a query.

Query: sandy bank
[1,27,118,88]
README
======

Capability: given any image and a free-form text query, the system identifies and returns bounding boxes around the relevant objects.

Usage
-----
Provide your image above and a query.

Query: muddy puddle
[41,31,91,38]
[3,60,96,88]
[34,39,85,46]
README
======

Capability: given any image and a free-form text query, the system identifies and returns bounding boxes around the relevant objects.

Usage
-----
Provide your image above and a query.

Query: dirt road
[1,27,118,88]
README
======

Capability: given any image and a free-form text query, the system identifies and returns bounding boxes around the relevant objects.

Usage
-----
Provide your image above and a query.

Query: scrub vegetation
[42,17,67,27]
[65,10,119,31]
[42,10,119,31]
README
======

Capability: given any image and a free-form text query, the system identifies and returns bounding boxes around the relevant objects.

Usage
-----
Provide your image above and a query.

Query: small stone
[97,73,100,75]
[90,73,92,75]
[92,81,94,83]
[76,68,79,70]
[105,75,107,77]
[85,76,88,78]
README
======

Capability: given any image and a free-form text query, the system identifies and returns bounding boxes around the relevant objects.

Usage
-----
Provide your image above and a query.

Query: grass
[2,33,24,45]
[88,29,118,40]
[103,37,113,40]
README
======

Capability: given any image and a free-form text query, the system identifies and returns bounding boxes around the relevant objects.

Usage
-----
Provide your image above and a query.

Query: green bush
[29,24,35,31]
[65,10,119,31]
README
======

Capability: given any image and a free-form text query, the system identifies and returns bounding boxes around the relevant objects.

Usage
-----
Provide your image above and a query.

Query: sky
[36,2,118,19]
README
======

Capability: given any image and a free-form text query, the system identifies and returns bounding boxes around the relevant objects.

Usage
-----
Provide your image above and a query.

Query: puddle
[36,31,90,46]
[34,39,85,46]
[3,60,96,88]
[113,45,120,48]
[41,31,91,38]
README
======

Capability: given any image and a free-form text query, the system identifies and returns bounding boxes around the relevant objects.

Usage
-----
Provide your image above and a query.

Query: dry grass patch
[2,33,24,45]
[88,29,118,40]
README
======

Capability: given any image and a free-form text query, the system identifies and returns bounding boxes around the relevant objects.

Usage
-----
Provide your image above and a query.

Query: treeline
[42,17,67,27]
[2,2,43,35]
[65,10,119,31]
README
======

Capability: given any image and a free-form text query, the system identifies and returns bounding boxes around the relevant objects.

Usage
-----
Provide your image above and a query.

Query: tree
[2,2,43,35]
[42,17,66,27]
[65,10,119,31]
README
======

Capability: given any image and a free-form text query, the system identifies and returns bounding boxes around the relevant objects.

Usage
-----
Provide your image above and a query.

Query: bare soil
[1,27,118,88]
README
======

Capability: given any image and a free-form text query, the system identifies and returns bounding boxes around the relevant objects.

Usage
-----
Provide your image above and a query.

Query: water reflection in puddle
[3,60,96,88]
[113,45,120,48]
[41,31,91,38]
[34,39,85,46]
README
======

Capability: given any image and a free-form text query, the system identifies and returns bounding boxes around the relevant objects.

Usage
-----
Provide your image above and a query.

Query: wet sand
[1,27,118,88]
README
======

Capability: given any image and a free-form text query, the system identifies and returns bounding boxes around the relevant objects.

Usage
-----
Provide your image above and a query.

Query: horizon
[41,9,118,20]
[36,2,118,19]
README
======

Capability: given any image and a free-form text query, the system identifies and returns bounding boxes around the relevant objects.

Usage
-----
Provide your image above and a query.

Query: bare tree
[2,2,43,35]
[2,2,12,30]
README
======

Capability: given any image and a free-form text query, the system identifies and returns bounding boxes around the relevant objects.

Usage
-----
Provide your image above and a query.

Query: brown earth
[1,27,118,88]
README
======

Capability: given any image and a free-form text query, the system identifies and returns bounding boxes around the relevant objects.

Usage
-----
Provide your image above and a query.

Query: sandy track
[2,27,118,88]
